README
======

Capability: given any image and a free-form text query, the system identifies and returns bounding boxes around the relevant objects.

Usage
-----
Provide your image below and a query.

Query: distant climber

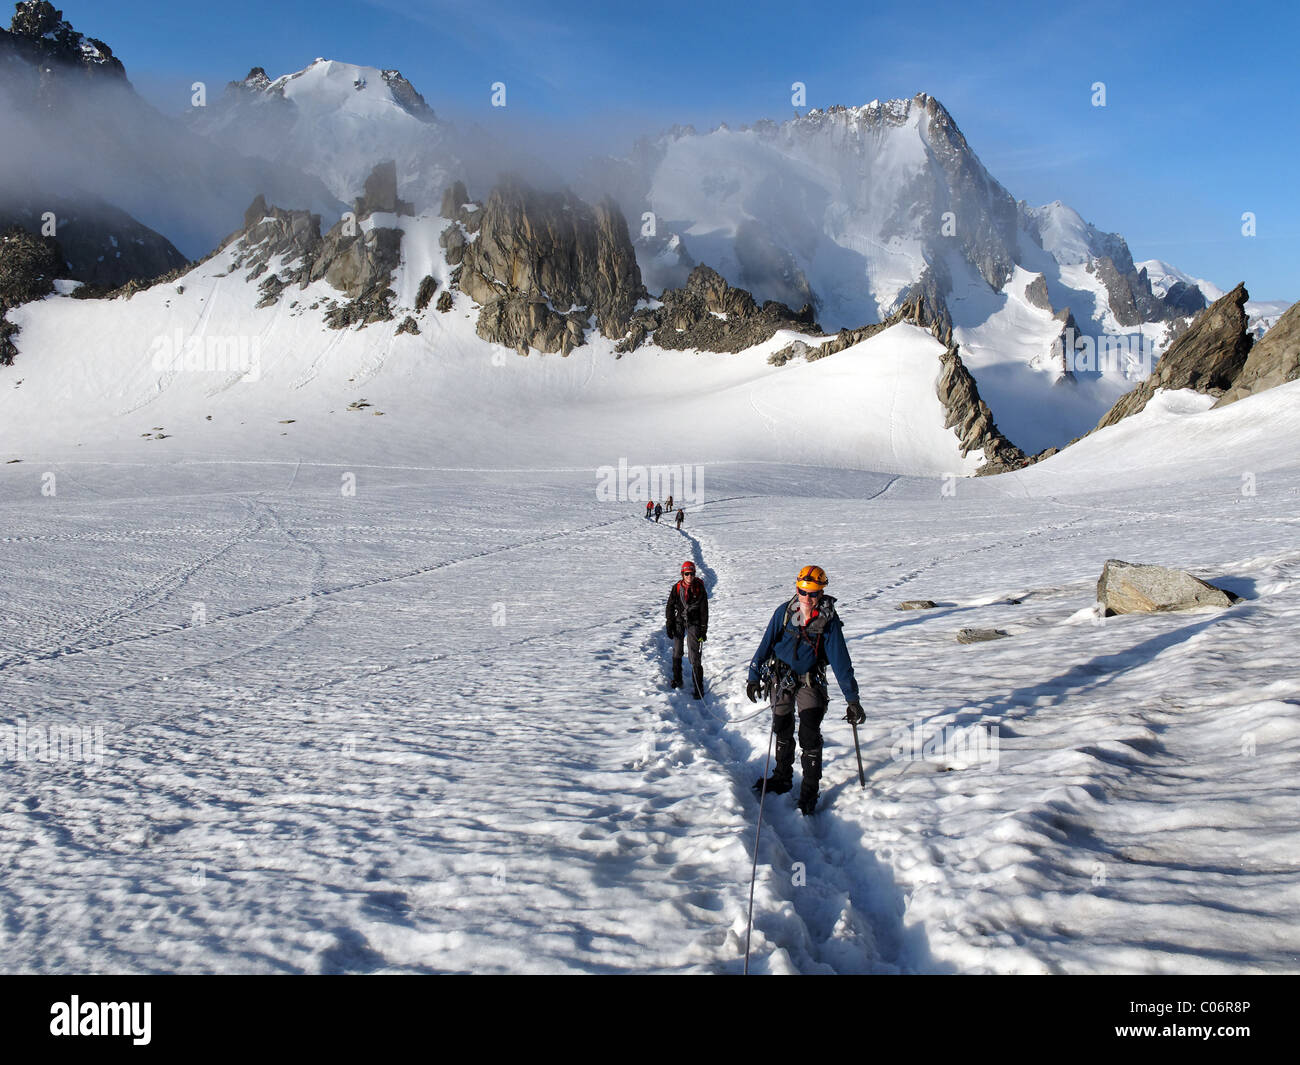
[666,560,708,699]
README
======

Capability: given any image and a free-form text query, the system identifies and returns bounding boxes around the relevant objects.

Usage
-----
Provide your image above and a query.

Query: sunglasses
[797,588,821,598]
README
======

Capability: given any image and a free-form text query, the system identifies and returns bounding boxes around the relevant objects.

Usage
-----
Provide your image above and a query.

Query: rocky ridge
[443,178,644,356]
[616,265,818,355]
[1094,284,1253,430]
[1213,300,1300,407]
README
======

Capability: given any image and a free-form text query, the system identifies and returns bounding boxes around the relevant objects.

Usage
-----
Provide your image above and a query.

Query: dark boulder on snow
[415,275,437,312]
[1096,559,1240,616]
[438,222,467,266]
[897,600,938,610]
[957,627,1010,644]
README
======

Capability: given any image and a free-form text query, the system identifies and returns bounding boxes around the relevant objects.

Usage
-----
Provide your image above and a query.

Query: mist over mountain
[0,2,345,262]
[1,0,1294,461]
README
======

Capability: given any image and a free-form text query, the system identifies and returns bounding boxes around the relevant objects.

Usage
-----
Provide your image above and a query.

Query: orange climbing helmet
[796,565,828,592]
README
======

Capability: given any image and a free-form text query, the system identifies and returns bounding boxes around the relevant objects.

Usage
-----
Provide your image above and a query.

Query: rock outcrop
[1024,273,1051,310]
[1097,560,1240,616]
[217,163,408,328]
[1213,299,1300,407]
[937,346,1029,473]
[229,195,322,297]
[0,2,126,89]
[1094,284,1252,430]
[0,195,188,289]
[0,225,62,364]
[1087,257,1204,327]
[444,178,644,355]
[379,69,437,121]
[617,265,817,355]
[353,160,413,219]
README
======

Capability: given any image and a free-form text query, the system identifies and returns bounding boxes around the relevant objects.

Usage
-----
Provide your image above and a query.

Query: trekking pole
[744,723,775,975]
[850,720,866,788]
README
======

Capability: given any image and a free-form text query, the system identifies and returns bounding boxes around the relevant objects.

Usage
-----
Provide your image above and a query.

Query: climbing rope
[744,723,775,975]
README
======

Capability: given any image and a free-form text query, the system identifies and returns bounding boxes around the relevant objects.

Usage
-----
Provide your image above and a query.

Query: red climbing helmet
[681,561,696,576]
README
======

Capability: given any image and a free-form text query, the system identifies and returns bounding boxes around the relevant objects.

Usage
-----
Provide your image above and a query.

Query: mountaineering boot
[753,772,793,795]
[798,749,822,815]
[671,658,683,689]
[691,662,705,700]
[753,735,796,795]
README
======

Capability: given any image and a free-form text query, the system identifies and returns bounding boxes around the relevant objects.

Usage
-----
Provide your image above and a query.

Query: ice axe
[846,706,866,787]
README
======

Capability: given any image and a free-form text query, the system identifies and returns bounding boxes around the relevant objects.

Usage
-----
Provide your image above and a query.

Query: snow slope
[1,399,1297,972]
[3,162,1298,975]
[0,215,982,477]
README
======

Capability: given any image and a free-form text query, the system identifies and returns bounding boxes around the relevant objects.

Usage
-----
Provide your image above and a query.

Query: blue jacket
[748,595,860,704]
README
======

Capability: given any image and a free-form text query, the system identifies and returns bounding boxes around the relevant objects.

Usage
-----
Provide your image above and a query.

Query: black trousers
[672,626,704,698]
[771,681,827,789]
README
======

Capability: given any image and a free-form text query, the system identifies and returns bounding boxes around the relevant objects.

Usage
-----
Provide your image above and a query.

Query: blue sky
[63,0,1300,298]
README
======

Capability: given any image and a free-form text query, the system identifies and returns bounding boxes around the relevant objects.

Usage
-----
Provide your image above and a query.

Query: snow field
[4,444,1296,973]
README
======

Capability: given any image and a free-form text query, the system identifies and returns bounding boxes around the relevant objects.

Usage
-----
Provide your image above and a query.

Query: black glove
[845,702,865,725]
[746,680,761,703]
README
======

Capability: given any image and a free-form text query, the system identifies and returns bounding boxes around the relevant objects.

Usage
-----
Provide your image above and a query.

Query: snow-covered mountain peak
[791,93,963,143]
[1023,200,1130,269]
[191,57,457,214]
[232,57,438,125]
[611,90,1018,331]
